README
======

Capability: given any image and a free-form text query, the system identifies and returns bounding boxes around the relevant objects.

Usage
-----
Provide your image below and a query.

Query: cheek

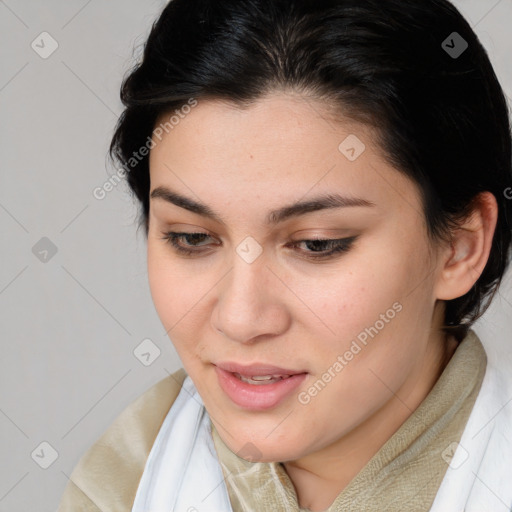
[299,245,430,359]
[288,262,397,344]
[147,242,216,363]
[148,245,175,321]
[147,243,198,333]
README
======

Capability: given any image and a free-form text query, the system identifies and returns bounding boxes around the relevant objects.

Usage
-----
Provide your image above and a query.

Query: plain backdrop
[0,1,511,510]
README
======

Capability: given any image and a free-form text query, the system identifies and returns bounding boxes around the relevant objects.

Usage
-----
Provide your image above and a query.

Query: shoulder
[57,368,188,512]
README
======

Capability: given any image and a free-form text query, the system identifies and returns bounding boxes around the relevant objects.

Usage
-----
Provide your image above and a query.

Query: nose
[211,254,290,344]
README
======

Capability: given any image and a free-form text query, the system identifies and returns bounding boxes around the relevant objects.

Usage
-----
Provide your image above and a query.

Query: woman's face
[147,93,445,462]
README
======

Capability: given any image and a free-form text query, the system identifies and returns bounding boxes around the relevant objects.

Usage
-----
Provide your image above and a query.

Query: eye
[286,236,358,260]
[160,231,358,260]
[160,231,217,256]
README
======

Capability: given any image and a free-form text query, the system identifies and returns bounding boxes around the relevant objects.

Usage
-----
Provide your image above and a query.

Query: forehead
[148,93,421,219]
[150,93,373,162]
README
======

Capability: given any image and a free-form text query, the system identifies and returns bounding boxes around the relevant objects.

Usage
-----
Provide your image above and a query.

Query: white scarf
[133,356,512,512]
[430,346,512,512]
[131,376,233,512]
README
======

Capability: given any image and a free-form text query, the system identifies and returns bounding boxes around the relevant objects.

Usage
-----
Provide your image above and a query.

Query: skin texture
[147,93,497,511]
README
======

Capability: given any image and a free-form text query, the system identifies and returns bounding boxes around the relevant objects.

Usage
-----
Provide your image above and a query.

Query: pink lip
[213,362,308,411]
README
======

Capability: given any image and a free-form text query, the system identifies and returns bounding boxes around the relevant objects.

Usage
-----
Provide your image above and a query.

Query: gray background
[1,1,511,510]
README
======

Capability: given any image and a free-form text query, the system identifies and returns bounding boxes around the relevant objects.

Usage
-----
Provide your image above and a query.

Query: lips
[213,361,308,410]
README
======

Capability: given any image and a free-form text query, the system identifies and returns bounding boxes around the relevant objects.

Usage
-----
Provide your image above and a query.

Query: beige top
[58,330,486,512]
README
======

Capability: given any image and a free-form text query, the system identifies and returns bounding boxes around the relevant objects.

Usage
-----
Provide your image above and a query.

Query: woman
[58,0,512,510]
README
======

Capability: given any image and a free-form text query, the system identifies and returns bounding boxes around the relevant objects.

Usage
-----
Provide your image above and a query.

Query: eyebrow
[150,186,375,225]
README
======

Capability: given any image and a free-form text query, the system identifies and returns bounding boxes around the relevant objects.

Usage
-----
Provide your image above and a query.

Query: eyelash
[159,231,358,260]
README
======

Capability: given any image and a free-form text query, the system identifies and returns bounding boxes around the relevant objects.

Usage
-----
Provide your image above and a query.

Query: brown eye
[160,232,215,256]
[288,236,358,260]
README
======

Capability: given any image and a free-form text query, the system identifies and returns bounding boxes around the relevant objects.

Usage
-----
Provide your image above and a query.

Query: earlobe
[435,192,498,301]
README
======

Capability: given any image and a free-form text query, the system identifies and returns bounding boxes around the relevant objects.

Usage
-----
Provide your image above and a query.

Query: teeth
[234,373,292,385]
[251,375,281,381]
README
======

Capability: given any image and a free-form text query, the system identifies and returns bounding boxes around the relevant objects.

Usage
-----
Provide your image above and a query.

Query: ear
[435,192,498,301]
